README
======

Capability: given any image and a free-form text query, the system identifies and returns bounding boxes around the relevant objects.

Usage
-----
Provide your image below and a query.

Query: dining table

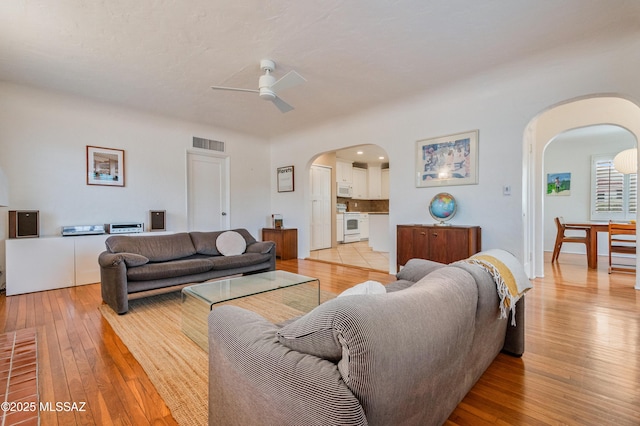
[564,222,609,269]
[564,221,633,269]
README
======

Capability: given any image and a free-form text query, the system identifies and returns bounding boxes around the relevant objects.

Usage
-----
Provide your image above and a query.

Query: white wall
[269,33,640,273]
[543,127,636,256]
[0,82,272,287]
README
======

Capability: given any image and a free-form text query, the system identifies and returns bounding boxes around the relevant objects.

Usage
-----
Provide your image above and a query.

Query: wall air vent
[193,137,225,153]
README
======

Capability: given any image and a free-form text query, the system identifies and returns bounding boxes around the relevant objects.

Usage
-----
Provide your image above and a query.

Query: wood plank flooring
[0,253,638,425]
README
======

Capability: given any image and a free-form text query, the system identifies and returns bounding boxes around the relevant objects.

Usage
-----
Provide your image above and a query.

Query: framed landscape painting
[416,130,479,187]
[87,146,125,187]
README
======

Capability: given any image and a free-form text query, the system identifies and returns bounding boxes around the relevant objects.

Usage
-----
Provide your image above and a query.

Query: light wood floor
[0,253,638,425]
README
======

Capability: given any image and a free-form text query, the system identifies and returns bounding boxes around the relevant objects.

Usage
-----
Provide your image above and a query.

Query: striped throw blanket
[455,249,532,325]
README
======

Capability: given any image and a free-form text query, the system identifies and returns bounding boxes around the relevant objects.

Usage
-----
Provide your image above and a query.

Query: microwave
[337,182,353,198]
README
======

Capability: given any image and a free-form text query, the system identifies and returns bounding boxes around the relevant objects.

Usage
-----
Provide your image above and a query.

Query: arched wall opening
[523,95,640,289]
[304,144,392,272]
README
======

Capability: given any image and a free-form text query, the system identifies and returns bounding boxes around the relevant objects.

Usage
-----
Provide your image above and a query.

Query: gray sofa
[99,229,275,314]
[208,258,525,426]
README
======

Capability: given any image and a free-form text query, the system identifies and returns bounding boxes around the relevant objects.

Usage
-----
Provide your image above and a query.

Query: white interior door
[187,151,230,231]
[310,165,332,250]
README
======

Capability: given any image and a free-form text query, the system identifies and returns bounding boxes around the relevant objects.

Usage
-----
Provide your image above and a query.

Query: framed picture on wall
[87,146,125,187]
[415,130,479,187]
[277,166,294,192]
[547,172,571,196]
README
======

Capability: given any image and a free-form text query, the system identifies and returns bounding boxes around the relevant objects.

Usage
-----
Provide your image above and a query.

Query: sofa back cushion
[105,232,196,262]
[190,231,224,255]
[190,228,258,255]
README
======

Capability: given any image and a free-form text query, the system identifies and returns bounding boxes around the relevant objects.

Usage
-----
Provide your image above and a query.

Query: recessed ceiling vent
[193,137,225,152]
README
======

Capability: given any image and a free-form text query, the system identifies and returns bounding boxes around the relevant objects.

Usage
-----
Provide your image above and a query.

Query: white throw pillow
[337,280,386,297]
[215,231,247,256]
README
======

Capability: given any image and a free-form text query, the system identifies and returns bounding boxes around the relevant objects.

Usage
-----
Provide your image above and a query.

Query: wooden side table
[262,228,298,260]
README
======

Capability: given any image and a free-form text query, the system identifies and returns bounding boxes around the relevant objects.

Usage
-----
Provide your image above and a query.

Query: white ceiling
[336,145,388,164]
[1,1,639,139]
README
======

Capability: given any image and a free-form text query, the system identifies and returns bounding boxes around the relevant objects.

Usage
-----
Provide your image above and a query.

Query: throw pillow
[276,301,343,362]
[337,280,386,297]
[216,231,247,256]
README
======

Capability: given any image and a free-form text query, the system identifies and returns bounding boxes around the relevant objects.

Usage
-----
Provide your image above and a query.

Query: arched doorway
[307,144,392,272]
[523,95,640,289]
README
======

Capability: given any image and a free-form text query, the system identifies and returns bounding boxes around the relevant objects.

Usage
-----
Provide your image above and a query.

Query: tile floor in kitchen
[308,241,390,272]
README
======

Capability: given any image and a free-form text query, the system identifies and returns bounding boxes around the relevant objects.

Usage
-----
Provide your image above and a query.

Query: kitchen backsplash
[338,197,389,212]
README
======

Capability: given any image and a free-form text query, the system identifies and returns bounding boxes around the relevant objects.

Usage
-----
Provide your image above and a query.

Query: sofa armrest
[208,306,367,426]
[395,258,445,283]
[98,252,149,267]
[98,251,131,314]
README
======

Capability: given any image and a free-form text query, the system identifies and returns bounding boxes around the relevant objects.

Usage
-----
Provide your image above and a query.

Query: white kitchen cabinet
[352,167,367,199]
[367,165,382,199]
[359,213,369,240]
[337,214,344,242]
[381,168,390,199]
[369,214,390,252]
[336,159,353,183]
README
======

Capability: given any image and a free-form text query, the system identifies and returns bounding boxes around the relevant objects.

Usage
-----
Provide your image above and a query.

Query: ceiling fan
[211,59,306,113]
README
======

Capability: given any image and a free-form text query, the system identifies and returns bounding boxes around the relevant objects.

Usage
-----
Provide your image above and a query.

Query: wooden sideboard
[262,228,298,260]
[397,224,481,270]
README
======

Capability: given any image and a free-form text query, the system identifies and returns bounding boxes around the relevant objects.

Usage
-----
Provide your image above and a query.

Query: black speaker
[8,210,39,239]
[150,210,166,231]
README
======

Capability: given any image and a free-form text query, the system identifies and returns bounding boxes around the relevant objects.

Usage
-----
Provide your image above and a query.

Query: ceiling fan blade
[270,70,306,94]
[272,96,294,113]
[210,86,259,94]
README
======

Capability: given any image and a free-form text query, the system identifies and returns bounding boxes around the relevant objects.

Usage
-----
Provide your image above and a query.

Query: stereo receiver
[105,222,144,234]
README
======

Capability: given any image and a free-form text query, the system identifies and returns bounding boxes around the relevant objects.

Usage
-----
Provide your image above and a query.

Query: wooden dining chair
[608,221,636,274]
[551,217,590,264]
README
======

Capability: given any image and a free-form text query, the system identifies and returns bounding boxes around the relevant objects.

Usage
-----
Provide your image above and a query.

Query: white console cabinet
[6,233,116,295]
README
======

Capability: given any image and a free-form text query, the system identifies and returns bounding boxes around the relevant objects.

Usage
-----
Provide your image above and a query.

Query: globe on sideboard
[428,192,457,225]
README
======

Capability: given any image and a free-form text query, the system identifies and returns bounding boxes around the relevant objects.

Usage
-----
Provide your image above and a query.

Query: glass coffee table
[181,270,320,351]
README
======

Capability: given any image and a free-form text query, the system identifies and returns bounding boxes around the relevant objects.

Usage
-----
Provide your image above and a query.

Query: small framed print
[277,166,294,192]
[87,146,125,187]
[416,130,479,188]
[547,172,571,196]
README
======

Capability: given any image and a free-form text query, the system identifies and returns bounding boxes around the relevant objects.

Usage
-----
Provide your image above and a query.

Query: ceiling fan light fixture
[210,59,304,113]
[259,88,276,101]
[613,148,637,174]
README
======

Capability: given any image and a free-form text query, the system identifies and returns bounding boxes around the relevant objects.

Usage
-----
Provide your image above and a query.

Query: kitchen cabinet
[337,214,344,242]
[381,168,390,199]
[336,159,353,183]
[396,224,481,270]
[352,167,367,199]
[369,214,389,252]
[367,165,382,199]
[359,213,369,240]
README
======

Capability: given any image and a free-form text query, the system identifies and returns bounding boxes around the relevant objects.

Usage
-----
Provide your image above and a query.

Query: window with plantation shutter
[591,155,637,221]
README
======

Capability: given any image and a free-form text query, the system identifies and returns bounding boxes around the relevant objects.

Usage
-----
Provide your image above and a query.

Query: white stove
[343,212,361,243]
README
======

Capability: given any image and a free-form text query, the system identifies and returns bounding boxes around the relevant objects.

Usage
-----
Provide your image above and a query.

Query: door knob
[221,212,227,216]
